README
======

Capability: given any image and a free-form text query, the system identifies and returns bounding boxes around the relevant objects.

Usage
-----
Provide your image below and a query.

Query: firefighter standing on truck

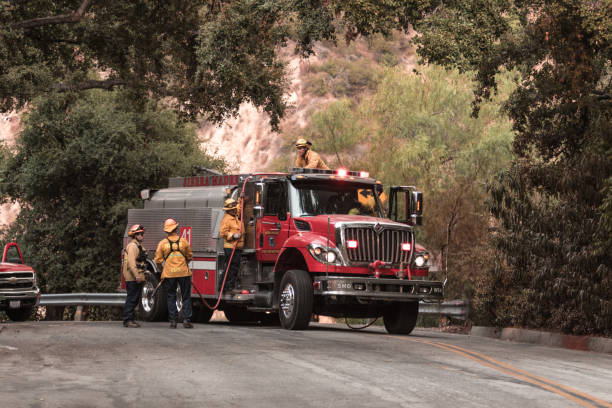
[122,224,146,328]
[219,198,244,294]
[154,218,194,329]
[295,138,329,169]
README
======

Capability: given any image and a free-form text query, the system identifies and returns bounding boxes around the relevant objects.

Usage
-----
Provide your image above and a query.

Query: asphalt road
[0,320,610,408]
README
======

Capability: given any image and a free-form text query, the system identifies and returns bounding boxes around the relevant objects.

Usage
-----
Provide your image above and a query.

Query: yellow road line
[396,336,610,408]
[434,340,612,408]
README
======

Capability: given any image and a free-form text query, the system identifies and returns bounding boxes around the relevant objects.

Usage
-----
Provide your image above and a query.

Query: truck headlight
[414,256,425,267]
[413,252,430,268]
[308,244,342,265]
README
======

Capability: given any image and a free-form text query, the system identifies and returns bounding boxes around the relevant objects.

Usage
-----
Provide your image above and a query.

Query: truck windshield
[289,180,384,217]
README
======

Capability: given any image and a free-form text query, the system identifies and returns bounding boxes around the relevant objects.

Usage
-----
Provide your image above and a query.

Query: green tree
[302,98,365,168]
[0,91,225,293]
[413,0,611,334]
[0,0,434,129]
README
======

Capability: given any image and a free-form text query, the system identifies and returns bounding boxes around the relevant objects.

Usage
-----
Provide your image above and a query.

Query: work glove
[233,232,242,239]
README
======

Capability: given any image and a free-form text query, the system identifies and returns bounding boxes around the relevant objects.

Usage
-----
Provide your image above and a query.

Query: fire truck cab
[124,168,443,334]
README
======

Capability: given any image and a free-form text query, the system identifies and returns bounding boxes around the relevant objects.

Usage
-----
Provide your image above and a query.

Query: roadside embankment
[470,326,612,354]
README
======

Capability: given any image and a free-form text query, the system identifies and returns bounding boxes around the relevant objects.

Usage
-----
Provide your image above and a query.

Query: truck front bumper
[0,288,40,310]
[313,276,443,301]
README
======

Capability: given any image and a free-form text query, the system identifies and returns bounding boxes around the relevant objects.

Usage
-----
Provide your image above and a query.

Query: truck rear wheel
[383,301,419,335]
[139,272,168,322]
[6,306,32,322]
[279,269,313,330]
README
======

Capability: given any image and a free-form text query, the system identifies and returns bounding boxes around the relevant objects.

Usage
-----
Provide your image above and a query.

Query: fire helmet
[163,218,179,233]
[128,224,145,237]
[295,138,312,149]
[223,198,239,211]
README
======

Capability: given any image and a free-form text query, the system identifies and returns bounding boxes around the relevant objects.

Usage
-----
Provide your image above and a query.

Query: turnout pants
[223,248,241,290]
[165,276,193,323]
[123,281,143,323]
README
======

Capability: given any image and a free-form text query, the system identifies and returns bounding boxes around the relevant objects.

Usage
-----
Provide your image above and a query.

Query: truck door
[389,186,423,226]
[256,180,290,262]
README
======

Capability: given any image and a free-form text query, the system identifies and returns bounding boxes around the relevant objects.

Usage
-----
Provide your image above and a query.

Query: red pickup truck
[0,243,40,321]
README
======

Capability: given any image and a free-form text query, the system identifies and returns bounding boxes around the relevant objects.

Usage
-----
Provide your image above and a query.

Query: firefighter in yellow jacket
[295,138,329,169]
[122,224,146,328]
[219,198,244,293]
[154,218,194,328]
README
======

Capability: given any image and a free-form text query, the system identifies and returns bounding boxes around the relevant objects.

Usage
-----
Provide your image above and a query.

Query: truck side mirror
[389,186,424,226]
[410,191,423,226]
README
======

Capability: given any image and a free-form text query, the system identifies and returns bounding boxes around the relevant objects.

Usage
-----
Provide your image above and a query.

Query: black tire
[278,269,313,330]
[223,305,256,324]
[192,303,214,323]
[6,306,32,322]
[383,301,419,335]
[139,272,168,322]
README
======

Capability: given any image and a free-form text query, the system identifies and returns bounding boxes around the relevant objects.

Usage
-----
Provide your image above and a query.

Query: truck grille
[0,271,35,290]
[344,227,411,265]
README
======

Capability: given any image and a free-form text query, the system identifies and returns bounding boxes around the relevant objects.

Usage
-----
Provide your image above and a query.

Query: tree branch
[13,0,92,29]
[55,79,127,92]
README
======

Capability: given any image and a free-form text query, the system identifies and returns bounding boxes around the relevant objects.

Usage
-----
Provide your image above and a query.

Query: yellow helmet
[295,138,312,149]
[163,218,179,233]
[128,224,145,237]
[223,198,239,211]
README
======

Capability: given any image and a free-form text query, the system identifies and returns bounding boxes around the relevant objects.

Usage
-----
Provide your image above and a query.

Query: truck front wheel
[139,272,168,322]
[278,269,313,330]
[6,306,32,322]
[383,301,419,335]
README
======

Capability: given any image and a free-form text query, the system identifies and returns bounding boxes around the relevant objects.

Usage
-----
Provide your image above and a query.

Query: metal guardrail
[419,300,469,320]
[39,293,469,320]
[40,293,126,307]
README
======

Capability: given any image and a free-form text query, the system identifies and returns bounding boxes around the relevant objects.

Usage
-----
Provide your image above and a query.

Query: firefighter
[122,224,147,328]
[295,138,329,170]
[154,218,194,329]
[219,198,244,294]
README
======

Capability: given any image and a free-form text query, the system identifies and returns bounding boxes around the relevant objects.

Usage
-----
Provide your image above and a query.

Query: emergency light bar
[290,168,372,178]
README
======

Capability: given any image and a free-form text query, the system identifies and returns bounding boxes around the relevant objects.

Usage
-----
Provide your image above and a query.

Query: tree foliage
[0,0,434,129]
[412,0,611,334]
[0,91,225,293]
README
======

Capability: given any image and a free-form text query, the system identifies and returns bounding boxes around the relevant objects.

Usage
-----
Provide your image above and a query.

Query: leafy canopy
[0,90,225,293]
[0,0,434,128]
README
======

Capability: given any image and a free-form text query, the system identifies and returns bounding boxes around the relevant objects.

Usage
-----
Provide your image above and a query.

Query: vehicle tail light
[347,240,358,249]
[336,168,348,177]
[401,242,411,251]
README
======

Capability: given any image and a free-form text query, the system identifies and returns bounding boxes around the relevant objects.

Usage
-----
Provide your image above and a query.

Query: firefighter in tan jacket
[122,224,146,328]
[295,138,329,169]
[154,218,194,328]
[219,198,244,293]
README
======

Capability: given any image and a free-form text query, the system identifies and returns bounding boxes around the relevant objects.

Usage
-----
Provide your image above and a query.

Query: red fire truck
[124,168,443,334]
